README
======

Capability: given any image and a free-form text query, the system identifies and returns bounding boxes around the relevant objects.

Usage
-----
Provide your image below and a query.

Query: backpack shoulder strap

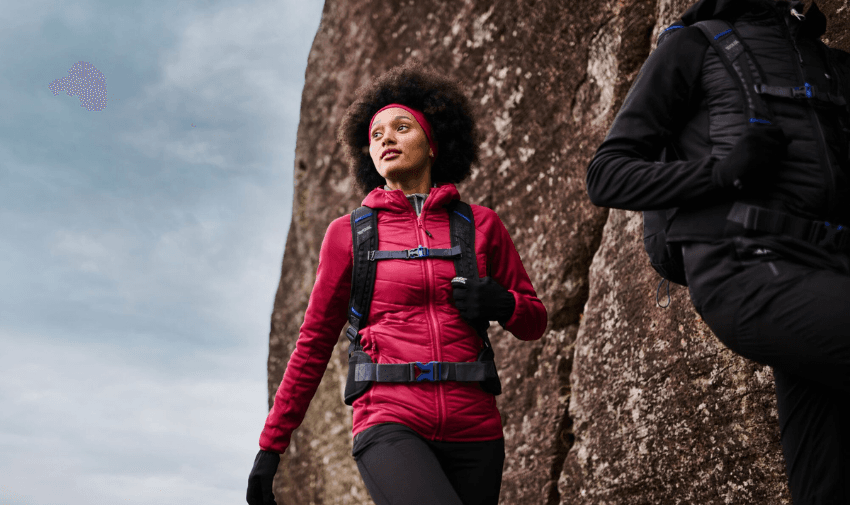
[693,20,774,125]
[448,200,477,281]
[448,200,496,348]
[347,205,378,353]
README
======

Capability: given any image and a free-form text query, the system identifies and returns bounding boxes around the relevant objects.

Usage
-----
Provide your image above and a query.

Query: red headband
[368,104,438,157]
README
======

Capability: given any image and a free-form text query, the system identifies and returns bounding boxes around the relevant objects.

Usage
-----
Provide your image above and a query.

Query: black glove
[711,125,789,191]
[247,450,280,505]
[451,276,516,326]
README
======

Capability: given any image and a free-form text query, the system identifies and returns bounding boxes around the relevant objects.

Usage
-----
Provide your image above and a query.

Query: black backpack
[645,19,793,290]
[645,15,850,296]
[342,200,502,405]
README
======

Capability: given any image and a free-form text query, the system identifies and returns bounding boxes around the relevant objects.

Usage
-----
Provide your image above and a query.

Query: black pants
[352,423,505,505]
[683,237,850,505]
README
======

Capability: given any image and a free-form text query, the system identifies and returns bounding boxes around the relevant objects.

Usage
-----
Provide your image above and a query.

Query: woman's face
[368,107,433,185]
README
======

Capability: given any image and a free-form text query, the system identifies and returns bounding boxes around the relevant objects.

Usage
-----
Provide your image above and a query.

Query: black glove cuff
[251,450,280,476]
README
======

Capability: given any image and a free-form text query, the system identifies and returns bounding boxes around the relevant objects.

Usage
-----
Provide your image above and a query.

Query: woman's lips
[382,150,400,160]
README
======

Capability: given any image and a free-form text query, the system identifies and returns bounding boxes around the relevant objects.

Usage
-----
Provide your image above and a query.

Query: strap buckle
[346,326,359,343]
[411,361,441,381]
[816,221,846,249]
[406,245,429,259]
[791,83,813,99]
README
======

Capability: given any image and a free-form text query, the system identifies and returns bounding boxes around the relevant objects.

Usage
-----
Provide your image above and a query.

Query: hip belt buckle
[411,361,441,381]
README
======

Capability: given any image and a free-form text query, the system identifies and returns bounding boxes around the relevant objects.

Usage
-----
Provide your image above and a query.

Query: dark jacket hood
[679,0,826,37]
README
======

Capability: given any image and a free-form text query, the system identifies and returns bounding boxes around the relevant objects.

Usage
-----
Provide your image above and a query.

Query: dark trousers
[683,237,850,505]
[352,423,505,505]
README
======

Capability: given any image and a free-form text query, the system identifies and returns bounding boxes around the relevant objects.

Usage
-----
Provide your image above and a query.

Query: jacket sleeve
[259,216,352,453]
[476,206,548,341]
[586,27,720,210]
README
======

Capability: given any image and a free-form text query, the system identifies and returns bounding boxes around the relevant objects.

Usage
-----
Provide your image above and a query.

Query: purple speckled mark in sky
[49,61,108,111]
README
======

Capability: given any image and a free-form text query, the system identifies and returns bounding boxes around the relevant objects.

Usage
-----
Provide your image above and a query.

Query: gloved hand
[451,276,516,326]
[247,450,280,505]
[711,125,789,191]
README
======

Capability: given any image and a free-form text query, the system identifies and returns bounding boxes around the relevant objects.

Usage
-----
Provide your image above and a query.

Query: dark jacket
[586,0,850,242]
[259,183,548,453]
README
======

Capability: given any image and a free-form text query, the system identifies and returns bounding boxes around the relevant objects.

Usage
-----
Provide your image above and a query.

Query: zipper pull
[790,8,805,21]
[416,214,433,238]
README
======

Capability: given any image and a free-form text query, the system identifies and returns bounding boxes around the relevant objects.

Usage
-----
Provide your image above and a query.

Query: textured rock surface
[265,0,849,503]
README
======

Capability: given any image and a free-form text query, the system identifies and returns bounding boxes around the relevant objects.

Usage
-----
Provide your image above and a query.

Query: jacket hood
[360,182,461,214]
[679,0,826,36]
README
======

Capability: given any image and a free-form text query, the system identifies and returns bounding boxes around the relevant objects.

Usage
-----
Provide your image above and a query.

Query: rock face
[266,0,849,503]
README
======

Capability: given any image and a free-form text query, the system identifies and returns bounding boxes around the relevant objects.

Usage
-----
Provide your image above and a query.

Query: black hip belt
[354,361,497,383]
[727,202,850,252]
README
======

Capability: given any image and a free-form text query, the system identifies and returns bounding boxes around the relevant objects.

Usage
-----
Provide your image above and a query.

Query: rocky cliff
[267,1,849,503]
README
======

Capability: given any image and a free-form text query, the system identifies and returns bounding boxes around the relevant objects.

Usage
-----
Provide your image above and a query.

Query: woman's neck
[384,171,432,195]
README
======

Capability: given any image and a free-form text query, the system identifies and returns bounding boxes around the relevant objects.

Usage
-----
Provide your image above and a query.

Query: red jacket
[260,183,547,453]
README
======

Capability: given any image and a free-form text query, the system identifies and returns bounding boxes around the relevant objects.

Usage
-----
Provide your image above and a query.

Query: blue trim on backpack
[749,118,772,125]
[714,29,733,40]
[453,210,472,224]
[664,25,685,32]
[351,307,363,318]
[354,212,373,223]
[805,82,813,98]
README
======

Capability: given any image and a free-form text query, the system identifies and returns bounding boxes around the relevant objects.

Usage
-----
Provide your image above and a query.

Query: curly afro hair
[337,60,480,195]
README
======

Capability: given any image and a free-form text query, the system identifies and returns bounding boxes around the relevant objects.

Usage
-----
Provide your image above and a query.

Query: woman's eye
[397,124,409,131]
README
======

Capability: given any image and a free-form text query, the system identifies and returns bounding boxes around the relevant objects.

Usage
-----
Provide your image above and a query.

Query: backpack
[645,19,800,291]
[342,200,502,405]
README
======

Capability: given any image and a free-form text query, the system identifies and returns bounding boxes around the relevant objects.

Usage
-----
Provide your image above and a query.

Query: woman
[247,61,548,505]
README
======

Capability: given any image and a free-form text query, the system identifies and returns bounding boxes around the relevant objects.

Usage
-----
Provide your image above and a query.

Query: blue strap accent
[453,210,472,224]
[805,82,813,98]
[749,118,772,125]
[354,212,373,223]
[664,25,684,32]
[413,361,440,382]
[714,29,733,40]
[351,307,363,318]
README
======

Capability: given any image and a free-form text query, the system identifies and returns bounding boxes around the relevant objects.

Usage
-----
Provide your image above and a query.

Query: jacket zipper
[777,7,838,210]
[415,206,445,439]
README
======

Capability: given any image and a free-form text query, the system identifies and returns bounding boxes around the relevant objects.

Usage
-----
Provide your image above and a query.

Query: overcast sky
[0,1,324,503]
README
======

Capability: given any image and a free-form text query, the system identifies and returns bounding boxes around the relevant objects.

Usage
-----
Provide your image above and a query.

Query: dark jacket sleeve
[586,27,721,210]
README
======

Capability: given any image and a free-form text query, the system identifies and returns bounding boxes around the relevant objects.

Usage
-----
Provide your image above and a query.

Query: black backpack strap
[448,200,477,283]
[694,20,775,125]
[354,361,498,383]
[449,201,495,348]
[348,206,378,355]
[368,245,462,261]
[727,202,850,252]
